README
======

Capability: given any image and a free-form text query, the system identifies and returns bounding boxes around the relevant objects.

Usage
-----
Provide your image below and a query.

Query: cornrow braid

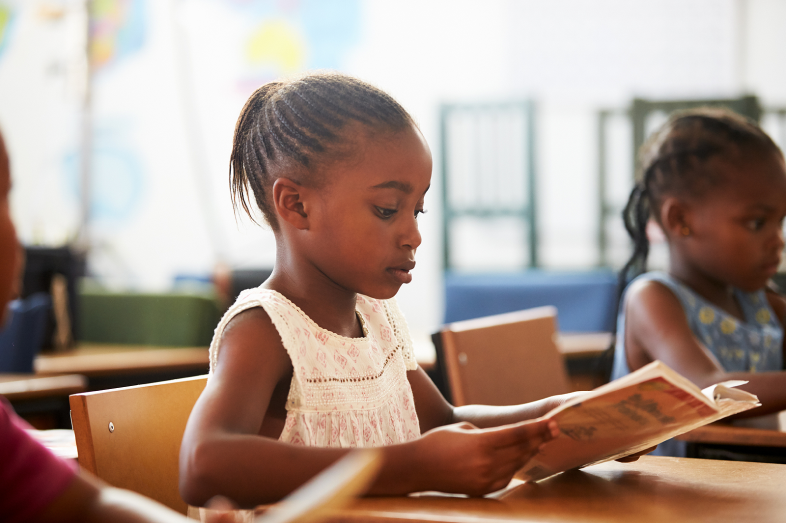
[230,72,415,229]
[618,107,782,289]
[600,107,784,382]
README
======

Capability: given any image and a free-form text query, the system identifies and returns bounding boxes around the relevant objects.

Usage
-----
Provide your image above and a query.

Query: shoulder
[623,277,694,349]
[625,276,683,314]
[215,306,291,377]
[210,288,299,371]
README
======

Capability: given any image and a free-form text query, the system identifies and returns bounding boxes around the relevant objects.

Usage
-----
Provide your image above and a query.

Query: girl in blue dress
[612,108,786,456]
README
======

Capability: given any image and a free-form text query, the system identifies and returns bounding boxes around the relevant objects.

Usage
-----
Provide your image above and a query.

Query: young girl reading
[611,108,786,454]
[179,72,632,514]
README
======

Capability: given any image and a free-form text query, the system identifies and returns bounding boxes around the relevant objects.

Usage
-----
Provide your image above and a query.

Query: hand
[615,446,657,463]
[413,419,558,496]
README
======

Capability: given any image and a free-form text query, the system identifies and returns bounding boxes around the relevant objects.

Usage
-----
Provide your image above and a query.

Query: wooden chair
[69,375,208,514]
[435,306,570,406]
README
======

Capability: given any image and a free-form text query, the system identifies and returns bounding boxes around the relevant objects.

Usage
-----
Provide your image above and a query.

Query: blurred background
[1,0,786,348]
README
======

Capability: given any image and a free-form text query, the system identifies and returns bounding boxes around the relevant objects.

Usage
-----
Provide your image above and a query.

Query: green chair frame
[440,101,538,271]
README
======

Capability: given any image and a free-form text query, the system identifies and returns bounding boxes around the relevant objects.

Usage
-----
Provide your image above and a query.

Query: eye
[375,206,397,219]
[414,208,427,219]
[747,218,766,231]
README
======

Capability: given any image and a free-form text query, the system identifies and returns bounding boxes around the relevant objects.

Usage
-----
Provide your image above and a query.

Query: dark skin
[180,125,570,509]
[623,151,786,416]
[181,124,650,508]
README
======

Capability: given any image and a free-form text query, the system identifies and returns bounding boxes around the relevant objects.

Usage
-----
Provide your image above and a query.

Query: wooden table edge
[676,423,786,447]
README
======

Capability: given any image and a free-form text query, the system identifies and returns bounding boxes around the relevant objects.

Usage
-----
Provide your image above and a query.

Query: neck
[265,241,363,338]
[668,248,740,315]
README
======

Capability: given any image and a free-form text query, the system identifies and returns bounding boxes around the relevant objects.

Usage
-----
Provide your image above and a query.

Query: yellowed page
[517,361,759,482]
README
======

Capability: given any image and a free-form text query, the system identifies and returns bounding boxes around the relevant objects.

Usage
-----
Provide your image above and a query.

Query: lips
[391,260,416,272]
[387,260,416,284]
[763,259,781,276]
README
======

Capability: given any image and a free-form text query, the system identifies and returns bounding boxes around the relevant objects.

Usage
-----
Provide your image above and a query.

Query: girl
[178,72,600,515]
[611,108,786,454]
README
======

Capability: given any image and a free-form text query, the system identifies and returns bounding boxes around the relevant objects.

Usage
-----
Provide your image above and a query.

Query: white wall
[1,0,785,338]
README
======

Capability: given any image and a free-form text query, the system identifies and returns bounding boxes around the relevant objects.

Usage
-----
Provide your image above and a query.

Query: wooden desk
[556,332,611,391]
[677,422,786,448]
[0,373,88,429]
[0,374,87,402]
[35,344,209,377]
[556,332,612,358]
[327,456,786,523]
[32,344,209,403]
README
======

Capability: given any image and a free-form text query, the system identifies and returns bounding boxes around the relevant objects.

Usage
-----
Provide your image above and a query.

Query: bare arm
[624,279,786,416]
[407,365,651,462]
[179,308,356,507]
[407,367,570,432]
[38,471,190,523]
[179,308,556,506]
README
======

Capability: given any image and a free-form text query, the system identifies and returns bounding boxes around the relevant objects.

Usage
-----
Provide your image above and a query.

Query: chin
[737,278,770,293]
[360,285,401,301]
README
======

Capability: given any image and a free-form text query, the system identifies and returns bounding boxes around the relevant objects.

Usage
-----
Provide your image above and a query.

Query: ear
[660,196,692,239]
[272,178,310,230]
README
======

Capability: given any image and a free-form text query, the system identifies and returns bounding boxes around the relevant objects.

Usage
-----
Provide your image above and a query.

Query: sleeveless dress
[192,289,422,522]
[210,288,422,447]
[611,271,784,456]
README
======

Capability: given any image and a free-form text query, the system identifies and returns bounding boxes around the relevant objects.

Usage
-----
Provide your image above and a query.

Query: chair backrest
[69,375,208,514]
[437,306,570,406]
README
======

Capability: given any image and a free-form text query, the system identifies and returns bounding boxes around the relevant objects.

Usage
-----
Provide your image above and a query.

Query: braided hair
[618,107,782,296]
[600,108,783,382]
[230,72,415,229]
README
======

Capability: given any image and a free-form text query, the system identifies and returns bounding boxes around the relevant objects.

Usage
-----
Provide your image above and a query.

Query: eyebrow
[744,203,777,212]
[371,181,414,194]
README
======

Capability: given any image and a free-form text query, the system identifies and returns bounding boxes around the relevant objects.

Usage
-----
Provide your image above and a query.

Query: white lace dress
[209,288,422,447]
[192,289,422,521]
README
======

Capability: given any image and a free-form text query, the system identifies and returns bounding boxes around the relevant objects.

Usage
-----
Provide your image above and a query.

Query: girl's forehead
[332,125,431,185]
[708,153,786,204]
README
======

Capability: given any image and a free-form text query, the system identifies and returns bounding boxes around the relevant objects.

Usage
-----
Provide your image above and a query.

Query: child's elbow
[179,438,224,507]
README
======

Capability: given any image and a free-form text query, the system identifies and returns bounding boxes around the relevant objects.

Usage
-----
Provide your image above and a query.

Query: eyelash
[375,207,428,219]
[748,218,766,231]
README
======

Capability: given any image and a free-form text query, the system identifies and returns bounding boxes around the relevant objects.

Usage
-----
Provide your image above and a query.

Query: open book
[518,360,760,482]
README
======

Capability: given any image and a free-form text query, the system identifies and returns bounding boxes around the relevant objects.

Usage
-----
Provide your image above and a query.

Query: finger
[489,438,545,475]
[487,419,555,449]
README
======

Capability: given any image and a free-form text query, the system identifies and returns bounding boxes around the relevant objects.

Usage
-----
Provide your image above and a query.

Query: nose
[401,215,422,251]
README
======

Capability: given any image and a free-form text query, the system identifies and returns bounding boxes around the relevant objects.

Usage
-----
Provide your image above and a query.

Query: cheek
[0,211,19,299]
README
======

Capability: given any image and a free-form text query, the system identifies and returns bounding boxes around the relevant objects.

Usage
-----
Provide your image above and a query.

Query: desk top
[677,422,786,448]
[556,332,612,358]
[35,344,209,377]
[0,373,87,401]
[329,456,786,523]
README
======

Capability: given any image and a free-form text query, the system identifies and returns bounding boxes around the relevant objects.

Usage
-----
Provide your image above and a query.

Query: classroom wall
[1,0,785,338]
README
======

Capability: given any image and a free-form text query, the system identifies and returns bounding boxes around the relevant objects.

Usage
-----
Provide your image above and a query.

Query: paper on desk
[517,361,760,482]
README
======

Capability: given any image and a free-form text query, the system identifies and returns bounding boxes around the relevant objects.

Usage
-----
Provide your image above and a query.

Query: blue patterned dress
[612,271,784,455]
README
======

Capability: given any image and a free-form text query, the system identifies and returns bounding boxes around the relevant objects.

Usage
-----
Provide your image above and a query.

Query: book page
[517,362,759,482]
